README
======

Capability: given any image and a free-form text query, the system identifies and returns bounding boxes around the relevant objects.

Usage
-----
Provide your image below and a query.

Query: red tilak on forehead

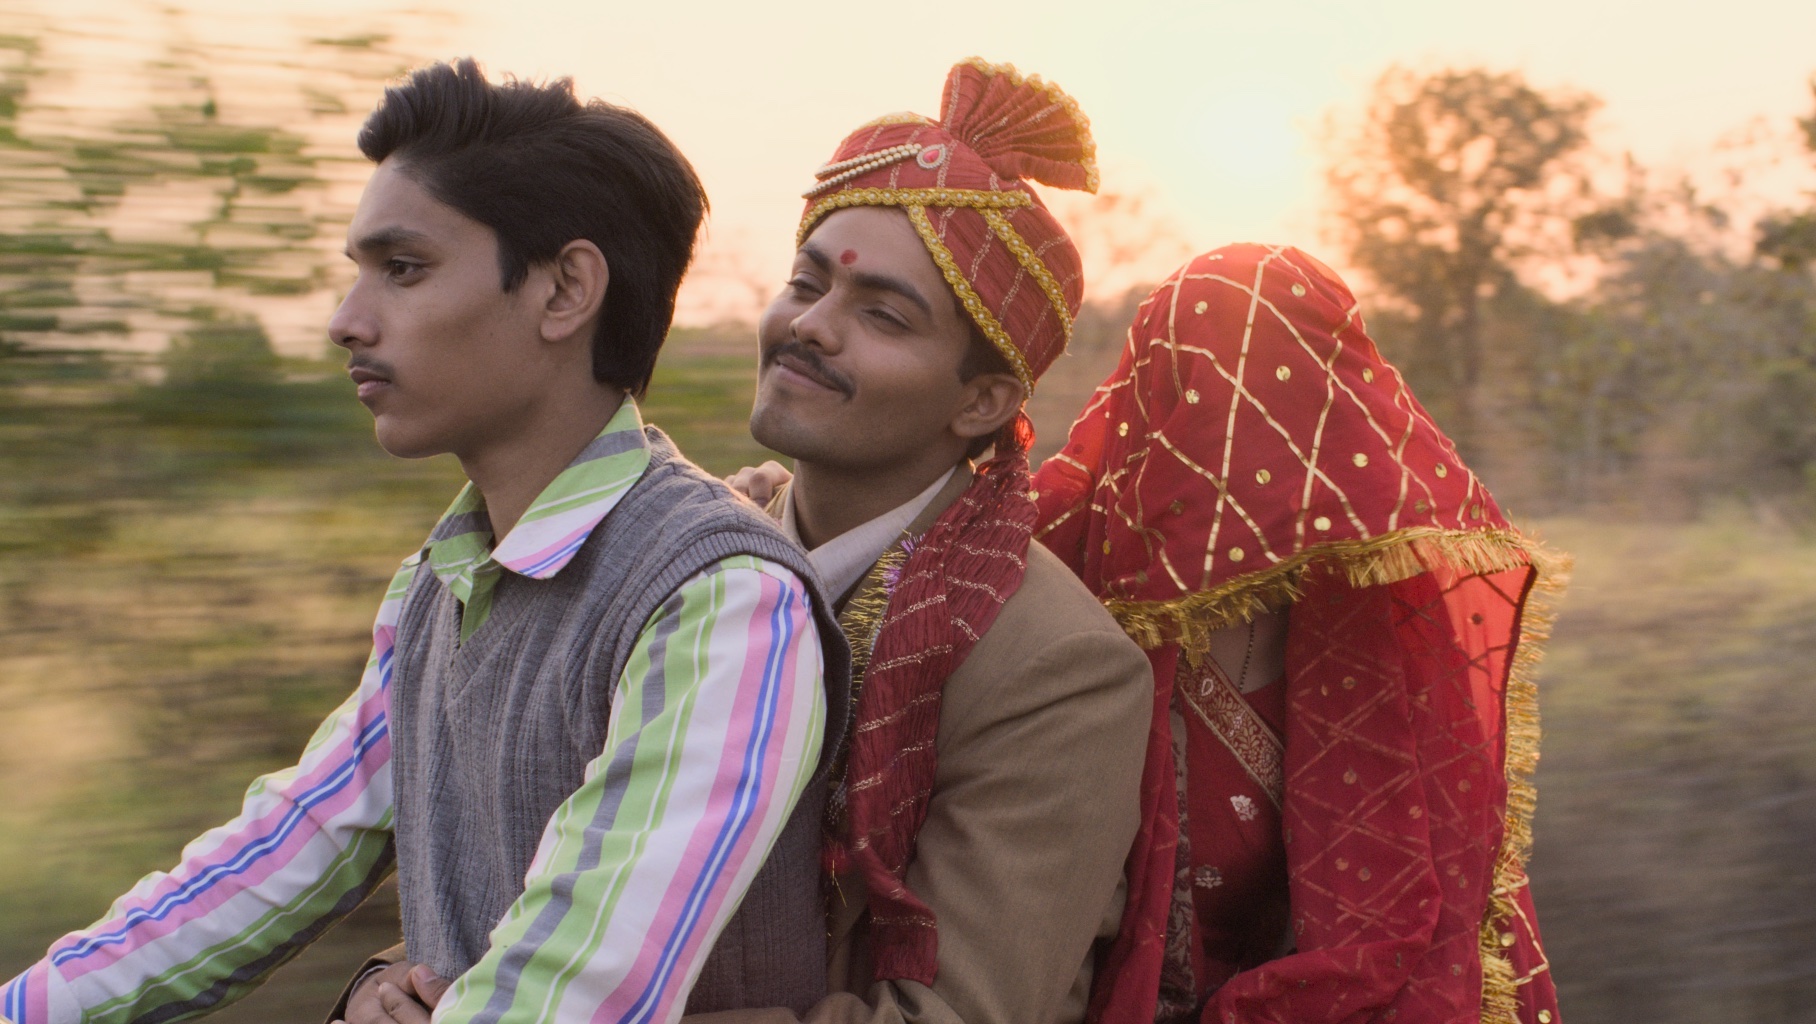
[839,249,859,266]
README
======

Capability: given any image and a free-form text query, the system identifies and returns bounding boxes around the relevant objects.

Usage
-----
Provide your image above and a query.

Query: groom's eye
[867,307,908,331]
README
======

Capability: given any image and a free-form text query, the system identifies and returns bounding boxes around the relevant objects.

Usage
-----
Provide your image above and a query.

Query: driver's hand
[337,961,450,1024]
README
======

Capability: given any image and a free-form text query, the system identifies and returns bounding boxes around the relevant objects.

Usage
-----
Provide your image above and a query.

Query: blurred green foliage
[1326,66,1599,455]
[0,10,438,1015]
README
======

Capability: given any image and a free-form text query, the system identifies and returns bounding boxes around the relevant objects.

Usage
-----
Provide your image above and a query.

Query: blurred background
[2,1,1814,1021]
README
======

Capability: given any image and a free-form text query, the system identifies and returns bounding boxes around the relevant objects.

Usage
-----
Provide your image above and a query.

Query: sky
[20,0,1816,326]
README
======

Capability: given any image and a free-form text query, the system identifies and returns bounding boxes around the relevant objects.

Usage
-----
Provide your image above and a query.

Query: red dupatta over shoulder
[1033,244,1565,1024]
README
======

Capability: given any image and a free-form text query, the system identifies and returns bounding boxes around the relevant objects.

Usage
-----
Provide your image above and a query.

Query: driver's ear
[540,239,609,344]
[950,373,1025,444]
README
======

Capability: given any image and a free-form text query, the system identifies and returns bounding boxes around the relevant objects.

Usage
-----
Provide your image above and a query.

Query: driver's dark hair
[357,58,707,397]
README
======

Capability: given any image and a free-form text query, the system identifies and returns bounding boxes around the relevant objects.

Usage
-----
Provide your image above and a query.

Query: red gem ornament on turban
[805,59,1098,988]
[1034,245,1566,1024]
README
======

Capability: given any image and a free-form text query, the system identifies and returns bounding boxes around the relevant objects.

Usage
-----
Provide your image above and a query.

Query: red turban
[1034,245,1565,1024]
[807,59,1097,986]
[798,57,1095,415]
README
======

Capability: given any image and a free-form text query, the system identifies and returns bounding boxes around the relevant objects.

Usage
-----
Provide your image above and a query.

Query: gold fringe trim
[955,57,1101,194]
[1099,524,1568,1022]
[861,112,934,129]
[1477,546,1566,1023]
[1104,526,1568,661]
[824,546,910,840]
[840,547,907,687]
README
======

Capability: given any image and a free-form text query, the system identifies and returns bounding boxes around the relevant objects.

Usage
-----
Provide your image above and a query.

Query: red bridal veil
[1033,244,1564,1024]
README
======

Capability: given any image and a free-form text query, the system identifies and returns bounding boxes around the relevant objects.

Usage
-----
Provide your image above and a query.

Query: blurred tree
[0,30,87,355]
[1756,77,1816,269]
[1025,187,1195,461]
[1539,167,1816,513]
[1758,211,1816,269]
[1,23,357,353]
[0,15,420,483]
[1326,66,1598,454]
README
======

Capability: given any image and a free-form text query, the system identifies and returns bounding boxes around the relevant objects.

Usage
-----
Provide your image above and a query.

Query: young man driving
[3,59,848,1024]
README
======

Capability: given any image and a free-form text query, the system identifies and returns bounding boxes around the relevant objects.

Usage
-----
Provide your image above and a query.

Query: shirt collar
[781,465,955,601]
[423,399,650,639]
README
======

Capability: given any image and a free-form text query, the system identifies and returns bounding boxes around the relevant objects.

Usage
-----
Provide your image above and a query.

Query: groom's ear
[950,372,1025,449]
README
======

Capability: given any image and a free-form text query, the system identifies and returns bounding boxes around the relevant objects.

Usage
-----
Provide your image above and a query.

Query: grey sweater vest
[390,427,851,1015]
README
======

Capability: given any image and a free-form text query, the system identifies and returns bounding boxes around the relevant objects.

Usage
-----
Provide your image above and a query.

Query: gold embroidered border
[981,206,1074,347]
[1177,658,1285,807]
[903,204,1036,393]
[955,56,1101,194]
[797,187,1034,248]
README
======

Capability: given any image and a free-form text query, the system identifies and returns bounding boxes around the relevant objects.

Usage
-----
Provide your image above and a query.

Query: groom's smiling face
[750,207,983,473]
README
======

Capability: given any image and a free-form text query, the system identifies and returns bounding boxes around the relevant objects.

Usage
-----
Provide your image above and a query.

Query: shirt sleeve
[431,555,827,1024]
[1,560,417,1024]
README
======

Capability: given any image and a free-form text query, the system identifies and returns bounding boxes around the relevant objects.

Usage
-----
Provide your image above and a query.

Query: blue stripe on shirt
[52,714,390,965]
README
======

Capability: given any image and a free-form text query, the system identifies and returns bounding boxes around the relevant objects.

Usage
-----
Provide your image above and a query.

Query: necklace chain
[1237,618,1257,691]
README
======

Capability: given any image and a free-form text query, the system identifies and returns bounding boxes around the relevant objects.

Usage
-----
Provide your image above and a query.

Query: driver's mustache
[764,340,856,398]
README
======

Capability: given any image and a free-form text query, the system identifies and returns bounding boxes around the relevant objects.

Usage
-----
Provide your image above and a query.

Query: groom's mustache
[763,340,857,399]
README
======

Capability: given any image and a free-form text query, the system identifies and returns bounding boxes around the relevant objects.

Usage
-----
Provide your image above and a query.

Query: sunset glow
[13,0,1816,328]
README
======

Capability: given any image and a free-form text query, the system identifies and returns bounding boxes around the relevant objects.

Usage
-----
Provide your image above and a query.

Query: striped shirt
[3,399,826,1024]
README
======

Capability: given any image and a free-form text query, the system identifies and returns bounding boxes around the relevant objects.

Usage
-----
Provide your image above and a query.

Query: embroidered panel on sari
[1157,657,1294,1015]
[1176,657,1286,808]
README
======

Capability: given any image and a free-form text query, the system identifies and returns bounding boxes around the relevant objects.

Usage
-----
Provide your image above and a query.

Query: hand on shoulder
[723,460,792,506]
